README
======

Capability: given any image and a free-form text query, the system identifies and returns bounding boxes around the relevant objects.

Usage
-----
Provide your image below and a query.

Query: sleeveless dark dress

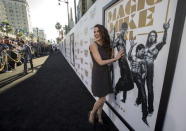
[90,43,113,97]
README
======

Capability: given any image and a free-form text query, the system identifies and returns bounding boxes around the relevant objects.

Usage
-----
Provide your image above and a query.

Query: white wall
[60,0,185,131]
[163,18,186,131]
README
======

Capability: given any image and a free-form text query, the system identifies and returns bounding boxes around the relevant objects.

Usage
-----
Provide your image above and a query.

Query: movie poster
[104,0,178,130]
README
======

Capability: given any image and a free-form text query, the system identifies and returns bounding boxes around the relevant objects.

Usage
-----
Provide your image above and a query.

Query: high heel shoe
[98,118,103,124]
[97,112,103,124]
[88,111,95,124]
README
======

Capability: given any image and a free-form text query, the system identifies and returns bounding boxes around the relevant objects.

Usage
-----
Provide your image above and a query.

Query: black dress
[90,43,113,97]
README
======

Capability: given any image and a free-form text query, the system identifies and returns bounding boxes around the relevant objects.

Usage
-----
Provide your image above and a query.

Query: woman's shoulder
[90,42,97,46]
[89,43,98,49]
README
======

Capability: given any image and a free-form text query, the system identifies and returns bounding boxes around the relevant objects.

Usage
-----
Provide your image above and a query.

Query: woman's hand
[115,50,124,61]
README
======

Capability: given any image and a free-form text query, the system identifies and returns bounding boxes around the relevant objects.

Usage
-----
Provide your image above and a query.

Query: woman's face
[149,32,156,43]
[94,27,101,41]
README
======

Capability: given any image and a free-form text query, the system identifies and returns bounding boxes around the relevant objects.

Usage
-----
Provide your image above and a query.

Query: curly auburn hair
[94,24,112,58]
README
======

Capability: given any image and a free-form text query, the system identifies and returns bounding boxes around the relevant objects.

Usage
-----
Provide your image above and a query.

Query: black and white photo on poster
[103,0,178,130]
[64,39,66,57]
[70,33,75,66]
[66,37,71,62]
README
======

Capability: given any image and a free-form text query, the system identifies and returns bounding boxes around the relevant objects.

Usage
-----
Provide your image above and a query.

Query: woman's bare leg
[89,97,106,124]
[97,103,104,124]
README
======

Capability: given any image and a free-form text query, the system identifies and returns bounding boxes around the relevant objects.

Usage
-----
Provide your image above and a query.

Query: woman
[89,24,124,124]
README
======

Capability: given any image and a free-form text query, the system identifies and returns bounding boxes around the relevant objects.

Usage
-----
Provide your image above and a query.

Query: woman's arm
[89,43,124,66]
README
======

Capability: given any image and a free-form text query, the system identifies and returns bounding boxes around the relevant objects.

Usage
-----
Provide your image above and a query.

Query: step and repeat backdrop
[60,0,182,130]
